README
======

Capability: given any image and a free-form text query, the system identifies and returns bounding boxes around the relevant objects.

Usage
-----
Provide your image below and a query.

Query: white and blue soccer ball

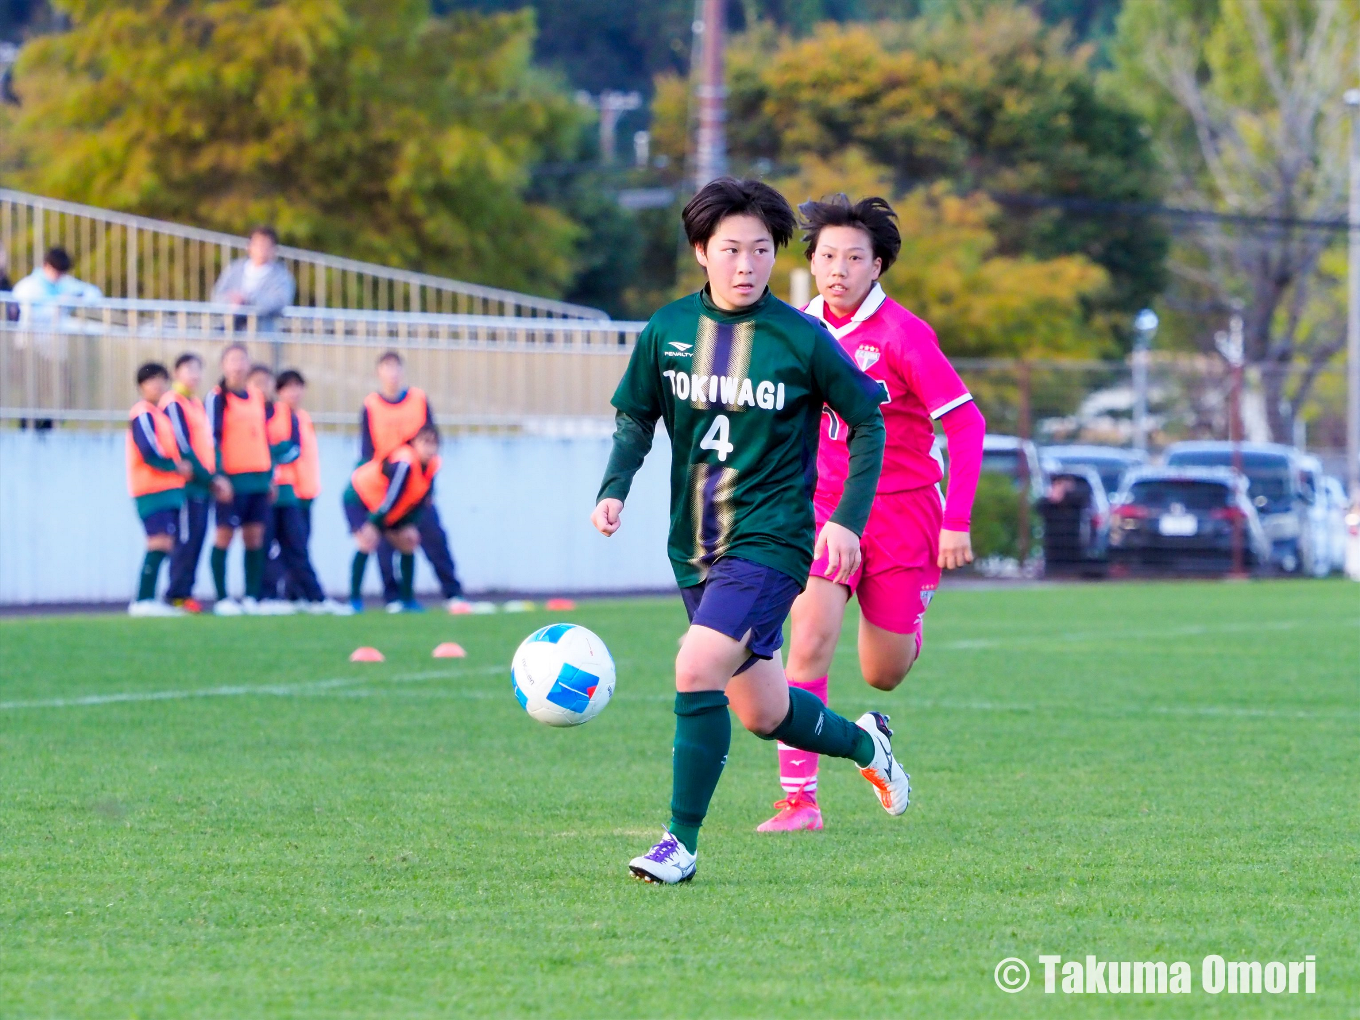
[511,623,616,727]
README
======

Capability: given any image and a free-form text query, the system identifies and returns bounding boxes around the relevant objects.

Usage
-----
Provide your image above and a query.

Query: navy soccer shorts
[141,508,179,538]
[680,556,803,671]
[216,490,270,528]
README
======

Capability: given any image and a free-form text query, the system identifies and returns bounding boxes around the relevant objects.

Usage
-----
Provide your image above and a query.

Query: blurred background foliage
[0,0,1351,433]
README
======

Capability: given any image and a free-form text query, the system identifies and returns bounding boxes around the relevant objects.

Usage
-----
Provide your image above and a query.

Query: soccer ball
[511,623,616,726]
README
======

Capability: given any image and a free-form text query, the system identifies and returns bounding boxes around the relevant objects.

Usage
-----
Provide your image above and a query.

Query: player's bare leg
[857,617,919,691]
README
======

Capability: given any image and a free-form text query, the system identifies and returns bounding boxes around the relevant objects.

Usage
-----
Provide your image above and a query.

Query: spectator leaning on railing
[10,247,102,326]
[211,226,296,331]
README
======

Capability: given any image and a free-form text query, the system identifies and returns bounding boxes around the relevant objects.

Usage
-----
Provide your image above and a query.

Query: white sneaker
[628,831,696,884]
[240,597,262,615]
[321,598,354,616]
[127,599,185,617]
[294,599,314,613]
[385,600,405,614]
[855,711,911,815]
[259,599,297,616]
[213,598,244,617]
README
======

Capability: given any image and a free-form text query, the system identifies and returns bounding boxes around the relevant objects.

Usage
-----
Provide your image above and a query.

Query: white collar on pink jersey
[804,282,887,340]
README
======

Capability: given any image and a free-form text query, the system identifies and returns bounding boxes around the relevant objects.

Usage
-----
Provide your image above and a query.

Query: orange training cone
[545,598,576,611]
[432,642,467,659]
[350,646,385,663]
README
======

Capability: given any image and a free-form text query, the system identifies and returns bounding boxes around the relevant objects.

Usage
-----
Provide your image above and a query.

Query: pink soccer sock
[777,676,829,799]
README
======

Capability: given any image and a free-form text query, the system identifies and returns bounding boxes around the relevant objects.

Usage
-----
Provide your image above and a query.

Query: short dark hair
[136,361,169,385]
[414,423,440,445]
[247,363,273,379]
[174,352,203,371]
[43,247,72,273]
[681,177,796,250]
[276,369,305,390]
[799,194,901,273]
[248,225,278,245]
[377,351,403,367]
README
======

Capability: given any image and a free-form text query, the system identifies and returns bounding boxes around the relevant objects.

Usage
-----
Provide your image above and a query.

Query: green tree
[655,4,1166,331]
[0,0,584,296]
[1107,0,1358,441]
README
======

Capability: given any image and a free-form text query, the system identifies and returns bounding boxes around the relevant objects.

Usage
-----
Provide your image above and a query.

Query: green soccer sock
[765,686,876,767]
[244,547,265,600]
[210,546,229,600]
[399,552,415,603]
[137,550,166,601]
[350,552,369,602]
[668,690,731,854]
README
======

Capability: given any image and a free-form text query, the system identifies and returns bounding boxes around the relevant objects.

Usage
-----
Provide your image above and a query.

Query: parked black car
[1108,467,1271,573]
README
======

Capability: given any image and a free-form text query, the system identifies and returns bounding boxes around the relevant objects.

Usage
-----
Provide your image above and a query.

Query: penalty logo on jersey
[855,345,881,371]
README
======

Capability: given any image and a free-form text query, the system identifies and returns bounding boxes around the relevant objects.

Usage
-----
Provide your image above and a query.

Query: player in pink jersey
[757,194,985,831]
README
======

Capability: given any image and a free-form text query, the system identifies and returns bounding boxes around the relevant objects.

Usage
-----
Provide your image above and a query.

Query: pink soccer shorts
[811,484,943,636]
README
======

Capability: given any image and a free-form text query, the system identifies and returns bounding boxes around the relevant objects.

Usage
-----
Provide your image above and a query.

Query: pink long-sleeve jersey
[807,284,982,528]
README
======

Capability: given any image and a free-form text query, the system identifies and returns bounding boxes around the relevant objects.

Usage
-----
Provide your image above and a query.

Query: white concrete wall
[0,431,675,604]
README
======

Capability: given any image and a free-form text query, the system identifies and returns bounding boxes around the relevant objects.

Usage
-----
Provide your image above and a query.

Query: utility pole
[1344,88,1360,580]
[691,0,727,191]
[1132,308,1158,453]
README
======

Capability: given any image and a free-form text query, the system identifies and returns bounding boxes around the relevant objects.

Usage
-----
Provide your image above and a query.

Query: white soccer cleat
[259,599,297,615]
[855,711,911,816]
[127,600,185,617]
[385,600,405,614]
[628,831,696,885]
[213,598,244,617]
[321,598,354,616]
[240,596,262,615]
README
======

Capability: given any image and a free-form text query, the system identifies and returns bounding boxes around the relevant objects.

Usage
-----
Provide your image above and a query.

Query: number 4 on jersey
[700,414,734,462]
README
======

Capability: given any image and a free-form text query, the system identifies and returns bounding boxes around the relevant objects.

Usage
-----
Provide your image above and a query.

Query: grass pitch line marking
[0,667,500,712]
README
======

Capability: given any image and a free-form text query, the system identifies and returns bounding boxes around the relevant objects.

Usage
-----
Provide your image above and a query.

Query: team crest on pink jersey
[855,345,881,371]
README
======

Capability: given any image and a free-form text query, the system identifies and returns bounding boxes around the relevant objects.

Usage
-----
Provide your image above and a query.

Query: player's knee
[734,700,785,737]
[393,528,421,554]
[864,667,907,692]
[787,625,838,678]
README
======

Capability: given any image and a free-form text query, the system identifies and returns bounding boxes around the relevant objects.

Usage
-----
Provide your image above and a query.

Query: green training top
[598,286,885,587]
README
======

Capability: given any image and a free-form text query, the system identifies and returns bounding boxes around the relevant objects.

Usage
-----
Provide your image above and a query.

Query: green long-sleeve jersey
[598,286,885,587]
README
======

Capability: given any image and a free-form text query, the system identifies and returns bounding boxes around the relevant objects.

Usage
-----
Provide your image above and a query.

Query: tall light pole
[1343,88,1360,580]
[691,0,727,192]
[1132,307,1158,453]
[1216,313,1247,578]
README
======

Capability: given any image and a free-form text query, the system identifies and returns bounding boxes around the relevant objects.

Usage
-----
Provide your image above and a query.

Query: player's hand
[211,475,233,502]
[938,528,973,570]
[355,522,380,553]
[592,498,624,537]
[176,461,194,479]
[815,521,862,585]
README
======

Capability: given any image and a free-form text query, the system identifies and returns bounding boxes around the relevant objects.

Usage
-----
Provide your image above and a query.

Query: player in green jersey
[592,178,911,884]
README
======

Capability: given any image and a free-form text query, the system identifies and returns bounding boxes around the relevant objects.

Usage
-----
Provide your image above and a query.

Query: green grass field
[1,580,1356,1018]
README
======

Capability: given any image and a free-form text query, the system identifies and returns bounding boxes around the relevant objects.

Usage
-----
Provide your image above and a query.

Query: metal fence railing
[0,299,643,428]
[1,297,1348,463]
[0,189,607,319]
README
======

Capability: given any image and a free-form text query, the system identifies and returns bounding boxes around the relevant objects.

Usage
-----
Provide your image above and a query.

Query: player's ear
[694,242,710,269]
[871,257,882,281]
